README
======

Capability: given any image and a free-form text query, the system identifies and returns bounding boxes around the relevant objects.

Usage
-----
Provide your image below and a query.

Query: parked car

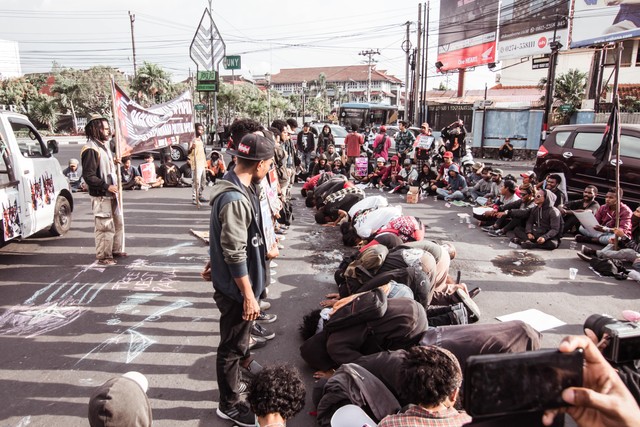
[310,123,347,152]
[131,141,189,161]
[534,124,640,207]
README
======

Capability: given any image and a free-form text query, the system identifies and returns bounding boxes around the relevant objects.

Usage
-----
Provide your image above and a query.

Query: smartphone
[463,349,583,418]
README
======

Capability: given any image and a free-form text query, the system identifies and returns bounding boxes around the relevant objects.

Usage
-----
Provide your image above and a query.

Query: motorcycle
[460,146,475,177]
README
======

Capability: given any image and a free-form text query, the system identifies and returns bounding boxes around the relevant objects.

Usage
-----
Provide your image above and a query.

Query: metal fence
[594,112,640,124]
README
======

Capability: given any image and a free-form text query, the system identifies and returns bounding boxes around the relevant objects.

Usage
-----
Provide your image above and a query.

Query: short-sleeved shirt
[378,405,471,427]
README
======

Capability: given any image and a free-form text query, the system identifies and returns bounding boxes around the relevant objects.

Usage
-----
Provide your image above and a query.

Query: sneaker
[454,289,481,323]
[488,229,505,237]
[237,381,248,394]
[581,246,597,257]
[249,335,267,350]
[449,303,469,325]
[216,403,255,427]
[510,237,522,245]
[259,300,271,310]
[199,197,208,203]
[256,311,277,323]
[577,252,592,262]
[481,226,495,232]
[252,322,275,340]
[521,241,535,249]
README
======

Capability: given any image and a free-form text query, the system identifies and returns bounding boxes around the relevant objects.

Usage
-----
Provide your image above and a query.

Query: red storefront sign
[437,41,496,72]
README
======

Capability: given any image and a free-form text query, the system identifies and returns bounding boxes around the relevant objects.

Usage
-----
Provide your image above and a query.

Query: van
[534,124,640,207]
[0,111,73,246]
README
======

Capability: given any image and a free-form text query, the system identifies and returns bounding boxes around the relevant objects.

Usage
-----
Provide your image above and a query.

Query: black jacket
[526,190,562,241]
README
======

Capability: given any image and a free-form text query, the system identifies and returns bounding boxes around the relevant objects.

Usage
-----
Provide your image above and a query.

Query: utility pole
[413,3,422,124]
[128,11,137,77]
[543,15,562,138]
[402,22,412,119]
[359,49,380,103]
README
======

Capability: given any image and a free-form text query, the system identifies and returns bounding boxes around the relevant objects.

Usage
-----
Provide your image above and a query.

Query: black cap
[229,134,275,161]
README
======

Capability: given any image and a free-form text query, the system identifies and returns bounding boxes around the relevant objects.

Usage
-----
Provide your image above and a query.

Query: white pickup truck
[0,111,73,246]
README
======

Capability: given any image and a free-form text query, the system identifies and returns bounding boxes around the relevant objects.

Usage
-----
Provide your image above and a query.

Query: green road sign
[558,104,573,112]
[197,70,217,81]
[224,55,241,70]
[194,104,206,111]
[196,82,218,92]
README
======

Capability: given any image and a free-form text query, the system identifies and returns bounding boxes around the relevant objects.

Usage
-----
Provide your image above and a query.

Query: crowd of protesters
[80,116,640,427]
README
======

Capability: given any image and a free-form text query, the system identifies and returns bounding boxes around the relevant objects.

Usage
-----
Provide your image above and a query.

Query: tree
[77,66,129,117]
[130,62,172,106]
[29,94,58,133]
[0,77,39,113]
[52,69,83,133]
[554,69,587,110]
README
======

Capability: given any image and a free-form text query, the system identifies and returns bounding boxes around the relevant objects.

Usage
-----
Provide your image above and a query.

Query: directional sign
[558,104,573,112]
[532,55,550,70]
[196,70,218,92]
[189,8,226,71]
[194,104,206,111]
[224,55,241,70]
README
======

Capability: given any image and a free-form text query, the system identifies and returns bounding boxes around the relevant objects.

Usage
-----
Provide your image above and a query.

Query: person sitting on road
[378,346,472,427]
[417,163,437,196]
[575,187,632,246]
[380,155,402,188]
[324,144,341,164]
[331,157,348,177]
[511,188,562,250]
[435,164,467,201]
[560,185,600,235]
[137,152,164,188]
[120,156,148,191]
[519,170,537,195]
[429,151,456,194]
[247,365,306,427]
[536,173,567,207]
[465,162,484,187]
[63,158,87,192]
[205,150,226,185]
[391,159,419,194]
[354,157,387,187]
[485,168,504,203]
[158,154,183,188]
[486,185,536,237]
[578,204,640,264]
[468,166,493,202]
[498,137,514,161]
[311,154,331,176]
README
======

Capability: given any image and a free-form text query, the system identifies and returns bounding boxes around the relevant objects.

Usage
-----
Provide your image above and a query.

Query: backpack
[325,287,388,332]
[335,245,389,298]
[589,258,629,280]
[373,136,387,154]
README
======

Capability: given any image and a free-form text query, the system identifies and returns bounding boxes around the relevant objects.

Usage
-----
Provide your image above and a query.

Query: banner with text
[437,0,499,71]
[113,84,194,157]
[571,0,640,48]
[498,0,569,60]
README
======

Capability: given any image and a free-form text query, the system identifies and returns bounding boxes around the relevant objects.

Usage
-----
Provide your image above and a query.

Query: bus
[338,103,398,130]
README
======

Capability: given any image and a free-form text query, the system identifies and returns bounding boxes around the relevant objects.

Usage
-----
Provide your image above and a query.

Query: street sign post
[196,70,218,92]
[224,55,241,70]
[558,104,573,112]
[195,104,206,111]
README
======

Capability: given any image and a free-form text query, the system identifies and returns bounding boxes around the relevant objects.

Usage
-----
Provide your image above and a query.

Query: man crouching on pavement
[206,132,278,426]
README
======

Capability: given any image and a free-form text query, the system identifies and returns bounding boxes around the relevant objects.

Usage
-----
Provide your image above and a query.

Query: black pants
[213,290,252,406]
[514,227,559,250]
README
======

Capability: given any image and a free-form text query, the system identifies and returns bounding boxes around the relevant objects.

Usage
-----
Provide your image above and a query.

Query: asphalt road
[0,146,638,426]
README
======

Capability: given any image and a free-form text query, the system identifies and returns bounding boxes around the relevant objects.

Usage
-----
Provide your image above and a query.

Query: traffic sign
[198,70,216,81]
[196,82,218,92]
[558,104,573,112]
[189,8,226,71]
[224,55,241,70]
[532,56,550,70]
[197,70,218,92]
[195,104,206,111]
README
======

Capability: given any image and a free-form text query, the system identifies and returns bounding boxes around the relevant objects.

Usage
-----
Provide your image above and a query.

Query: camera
[584,314,640,363]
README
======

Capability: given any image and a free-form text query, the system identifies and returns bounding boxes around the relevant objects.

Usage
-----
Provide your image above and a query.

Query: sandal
[98,258,117,266]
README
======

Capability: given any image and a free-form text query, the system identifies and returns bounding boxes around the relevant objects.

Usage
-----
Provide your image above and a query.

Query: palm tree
[52,72,83,133]
[554,69,587,110]
[29,94,58,133]
[130,62,172,106]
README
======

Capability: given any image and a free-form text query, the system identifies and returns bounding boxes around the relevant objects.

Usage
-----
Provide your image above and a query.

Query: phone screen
[463,349,583,418]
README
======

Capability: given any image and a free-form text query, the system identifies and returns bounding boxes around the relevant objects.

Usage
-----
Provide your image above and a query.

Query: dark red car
[534,124,640,207]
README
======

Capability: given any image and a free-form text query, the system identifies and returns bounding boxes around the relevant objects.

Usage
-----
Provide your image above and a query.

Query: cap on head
[403,159,412,166]
[69,158,79,166]
[379,126,386,133]
[376,157,385,163]
[491,168,504,176]
[472,162,484,171]
[448,164,460,174]
[230,133,275,161]
[87,113,106,124]
[520,170,535,178]
[443,151,453,159]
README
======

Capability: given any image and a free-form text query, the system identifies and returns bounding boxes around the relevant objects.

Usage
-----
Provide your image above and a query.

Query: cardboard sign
[354,157,368,177]
[139,163,157,184]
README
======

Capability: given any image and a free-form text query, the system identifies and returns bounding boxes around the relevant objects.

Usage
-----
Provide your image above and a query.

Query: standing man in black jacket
[81,115,124,266]
[297,122,315,174]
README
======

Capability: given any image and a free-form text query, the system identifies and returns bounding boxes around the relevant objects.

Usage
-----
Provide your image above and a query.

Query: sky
[0,0,496,90]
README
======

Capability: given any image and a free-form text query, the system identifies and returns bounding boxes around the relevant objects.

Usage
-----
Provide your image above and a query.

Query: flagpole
[110,75,126,252]
[612,42,622,250]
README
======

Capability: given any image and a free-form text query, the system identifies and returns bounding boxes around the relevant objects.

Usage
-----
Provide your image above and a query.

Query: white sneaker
[628,270,640,282]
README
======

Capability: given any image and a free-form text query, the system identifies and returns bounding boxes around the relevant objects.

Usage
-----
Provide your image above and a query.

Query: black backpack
[325,287,388,332]
[590,258,629,280]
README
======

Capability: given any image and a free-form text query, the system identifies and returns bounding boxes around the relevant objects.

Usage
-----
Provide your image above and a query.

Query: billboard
[571,0,640,48]
[437,0,500,71]
[0,40,22,79]
[498,0,570,60]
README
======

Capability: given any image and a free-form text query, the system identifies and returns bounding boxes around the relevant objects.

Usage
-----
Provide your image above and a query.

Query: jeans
[514,227,559,250]
[213,290,252,407]
[387,281,414,299]
[436,188,464,201]
[578,225,615,246]
[598,244,639,262]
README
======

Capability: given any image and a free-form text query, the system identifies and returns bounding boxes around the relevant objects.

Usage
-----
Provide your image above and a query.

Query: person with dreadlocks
[81,115,125,266]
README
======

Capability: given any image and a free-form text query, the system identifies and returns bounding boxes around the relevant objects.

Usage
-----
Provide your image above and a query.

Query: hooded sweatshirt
[208,170,267,303]
[446,164,467,192]
[525,189,562,242]
[88,377,151,427]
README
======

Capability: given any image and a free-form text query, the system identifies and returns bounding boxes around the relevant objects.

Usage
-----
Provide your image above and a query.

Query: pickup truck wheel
[170,146,184,161]
[50,196,72,236]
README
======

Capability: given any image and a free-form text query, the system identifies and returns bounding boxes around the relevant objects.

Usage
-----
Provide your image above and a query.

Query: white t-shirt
[348,195,389,219]
[353,205,403,239]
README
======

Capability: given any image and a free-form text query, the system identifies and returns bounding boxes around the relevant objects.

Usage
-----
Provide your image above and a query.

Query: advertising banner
[571,0,640,48]
[498,0,570,60]
[112,84,194,157]
[437,0,500,71]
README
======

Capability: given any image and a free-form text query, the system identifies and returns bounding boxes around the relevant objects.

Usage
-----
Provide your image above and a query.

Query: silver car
[310,123,347,152]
